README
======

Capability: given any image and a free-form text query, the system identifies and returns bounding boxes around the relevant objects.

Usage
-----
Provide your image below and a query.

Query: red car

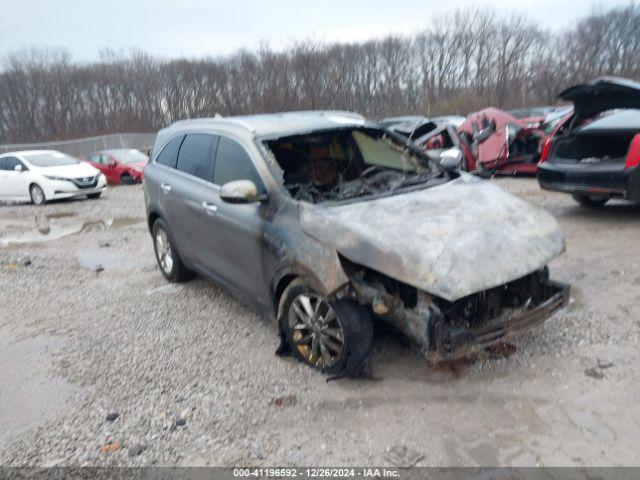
[85,148,148,184]
[458,107,548,175]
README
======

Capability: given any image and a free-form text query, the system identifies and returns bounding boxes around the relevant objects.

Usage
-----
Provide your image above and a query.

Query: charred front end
[340,257,570,362]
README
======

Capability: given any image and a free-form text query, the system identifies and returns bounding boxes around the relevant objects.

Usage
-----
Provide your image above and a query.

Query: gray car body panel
[146,111,564,316]
[300,173,565,302]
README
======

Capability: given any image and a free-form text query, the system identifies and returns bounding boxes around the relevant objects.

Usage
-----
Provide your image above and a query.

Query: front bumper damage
[348,272,570,362]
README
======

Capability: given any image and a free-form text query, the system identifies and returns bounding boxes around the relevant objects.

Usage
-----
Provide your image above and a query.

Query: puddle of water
[0,328,72,450]
[75,247,155,271]
[76,249,123,271]
[0,215,143,246]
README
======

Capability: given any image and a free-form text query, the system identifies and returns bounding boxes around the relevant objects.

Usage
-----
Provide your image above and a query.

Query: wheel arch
[148,211,161,233]
[271,265,329,319]
[28,182,46,202]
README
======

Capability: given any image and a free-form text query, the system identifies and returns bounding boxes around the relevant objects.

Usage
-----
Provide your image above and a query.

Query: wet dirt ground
[0,178,639,466]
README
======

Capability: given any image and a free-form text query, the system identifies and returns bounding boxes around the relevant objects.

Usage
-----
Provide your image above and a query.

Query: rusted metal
[349,270,569,361]
[427,280,570,362]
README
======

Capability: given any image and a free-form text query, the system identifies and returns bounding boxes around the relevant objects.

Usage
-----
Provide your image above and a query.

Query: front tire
[572,193,609,207]
[278,278,373,378]
[152,218,193,282]
[30,184,46,205]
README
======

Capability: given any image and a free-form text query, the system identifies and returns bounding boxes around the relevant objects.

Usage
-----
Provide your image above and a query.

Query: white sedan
[0,150,107,204]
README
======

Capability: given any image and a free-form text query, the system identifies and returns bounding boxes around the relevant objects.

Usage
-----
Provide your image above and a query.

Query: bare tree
[1,3,638,143]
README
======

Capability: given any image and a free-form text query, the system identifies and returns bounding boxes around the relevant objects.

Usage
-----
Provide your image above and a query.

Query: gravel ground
[0,178,639,467]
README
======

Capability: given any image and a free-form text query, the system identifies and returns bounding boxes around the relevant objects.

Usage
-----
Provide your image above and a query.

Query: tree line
[1,4,639,144]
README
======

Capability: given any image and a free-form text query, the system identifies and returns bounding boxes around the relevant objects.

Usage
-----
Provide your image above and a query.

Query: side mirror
[438,147,463,169]
[219,179,262,204]
[14,164,23,172]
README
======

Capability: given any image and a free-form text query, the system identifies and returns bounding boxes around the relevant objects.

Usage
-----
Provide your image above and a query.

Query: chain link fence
[0,133,156,158]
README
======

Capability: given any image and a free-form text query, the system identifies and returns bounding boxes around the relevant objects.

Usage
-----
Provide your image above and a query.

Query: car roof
[0,149,65,158]
[171,110,370,136]
[152,111,374,158]
[164,110,370,138]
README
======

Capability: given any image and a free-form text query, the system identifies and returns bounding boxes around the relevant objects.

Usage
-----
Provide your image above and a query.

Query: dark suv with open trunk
[537,77,640,206]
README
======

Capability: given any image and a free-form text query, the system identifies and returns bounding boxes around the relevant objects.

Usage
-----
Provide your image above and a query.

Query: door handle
[160,183,172,193]
[201,202,218,213]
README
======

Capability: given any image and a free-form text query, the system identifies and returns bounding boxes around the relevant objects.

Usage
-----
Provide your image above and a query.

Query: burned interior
[264,127,447,203]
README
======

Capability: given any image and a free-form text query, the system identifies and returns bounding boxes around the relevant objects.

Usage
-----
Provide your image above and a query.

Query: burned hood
[300,174,564,302]
[559,77,640,119]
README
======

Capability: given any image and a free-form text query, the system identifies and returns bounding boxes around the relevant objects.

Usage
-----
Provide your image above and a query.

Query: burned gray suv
[144,111,570,378]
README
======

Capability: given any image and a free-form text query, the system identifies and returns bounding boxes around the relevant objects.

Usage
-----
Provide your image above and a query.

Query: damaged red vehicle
[383,109,556,176]
[537,77,640,206]
[458,107,548,175]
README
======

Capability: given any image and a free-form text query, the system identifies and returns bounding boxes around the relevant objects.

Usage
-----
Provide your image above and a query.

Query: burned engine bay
[264,127,448,203]
[340,257,570,361]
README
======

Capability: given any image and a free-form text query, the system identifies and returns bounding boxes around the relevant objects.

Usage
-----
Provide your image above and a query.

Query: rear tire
[121,173,134,185]
[29,184,46,205]
[152,218,193,282]
[278,278,373,378]
[572,193,609,207]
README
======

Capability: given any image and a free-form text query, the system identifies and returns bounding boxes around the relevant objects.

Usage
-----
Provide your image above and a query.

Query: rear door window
[176,134,218,181]
[213,137,264,192]
[155,135,185,169]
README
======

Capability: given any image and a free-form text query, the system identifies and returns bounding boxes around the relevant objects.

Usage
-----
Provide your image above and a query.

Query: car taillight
[539,138,553,163]
[625,133,640,169]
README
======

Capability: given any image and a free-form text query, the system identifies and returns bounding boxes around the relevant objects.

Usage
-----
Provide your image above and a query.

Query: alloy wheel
[155,228,173,274]
[30,185,45,205]
[288,293,345,368]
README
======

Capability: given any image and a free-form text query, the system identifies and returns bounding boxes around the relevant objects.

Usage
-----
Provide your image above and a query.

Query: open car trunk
[552,131,636,165]
[549,109,640,166]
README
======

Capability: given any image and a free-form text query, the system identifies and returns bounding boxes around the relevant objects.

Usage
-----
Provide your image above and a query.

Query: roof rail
[171,116,256,133]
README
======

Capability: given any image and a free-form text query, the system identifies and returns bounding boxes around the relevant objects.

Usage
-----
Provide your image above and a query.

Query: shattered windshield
[265,127,448,203]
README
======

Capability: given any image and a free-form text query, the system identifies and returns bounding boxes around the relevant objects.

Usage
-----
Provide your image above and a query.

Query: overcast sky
[0,0,629,61]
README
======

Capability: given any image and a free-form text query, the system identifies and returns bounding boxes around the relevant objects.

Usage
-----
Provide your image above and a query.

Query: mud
[0,329,72,450]
[0,214,142,246]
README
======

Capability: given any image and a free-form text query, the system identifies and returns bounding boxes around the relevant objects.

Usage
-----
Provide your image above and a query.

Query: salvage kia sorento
[144,111,570,378]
